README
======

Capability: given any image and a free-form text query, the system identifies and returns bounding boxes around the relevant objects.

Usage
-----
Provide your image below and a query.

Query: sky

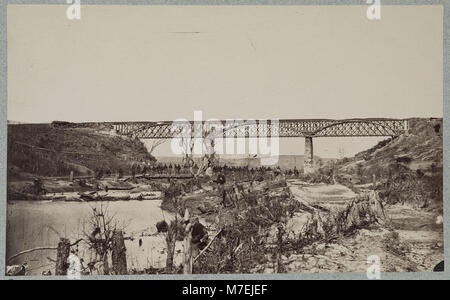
[7,5,443,158]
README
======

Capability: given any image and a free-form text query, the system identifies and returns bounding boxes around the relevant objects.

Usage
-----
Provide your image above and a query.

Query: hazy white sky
[7,5,443,157]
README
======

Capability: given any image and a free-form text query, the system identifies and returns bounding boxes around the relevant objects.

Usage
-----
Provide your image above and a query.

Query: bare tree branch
[148,139,166,154]
[7,247,57,263]
[193,228,223,264]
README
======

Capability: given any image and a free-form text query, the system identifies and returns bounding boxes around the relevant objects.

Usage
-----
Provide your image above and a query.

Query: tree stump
[368,191,386,224]
[183,223,193,274]
[55,238,70,275]
[165,223,177,273]
[111,230,127,275]
[183,208,193,274]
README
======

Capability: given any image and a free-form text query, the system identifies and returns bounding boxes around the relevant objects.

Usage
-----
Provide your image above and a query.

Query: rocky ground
[153,175,443,274]
[254,179,444,274]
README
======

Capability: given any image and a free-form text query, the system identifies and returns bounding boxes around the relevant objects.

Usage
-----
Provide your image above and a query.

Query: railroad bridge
[110,118,408,173]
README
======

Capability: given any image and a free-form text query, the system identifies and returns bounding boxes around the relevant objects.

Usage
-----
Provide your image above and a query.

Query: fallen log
[7,239,83,263]
[7,246,57,263]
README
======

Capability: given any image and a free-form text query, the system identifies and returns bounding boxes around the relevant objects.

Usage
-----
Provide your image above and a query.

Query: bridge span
[109,118,408,173]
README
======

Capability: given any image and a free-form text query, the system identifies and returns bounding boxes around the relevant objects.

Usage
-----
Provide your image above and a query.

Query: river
[6,200,179,275]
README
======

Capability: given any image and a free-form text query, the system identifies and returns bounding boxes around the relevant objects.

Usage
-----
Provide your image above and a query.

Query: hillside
[7,122,155,179]
[323,118,443,209]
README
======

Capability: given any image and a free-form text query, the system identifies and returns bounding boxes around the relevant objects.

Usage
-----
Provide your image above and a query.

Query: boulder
[285,212,311,241]
[6,263,27,276]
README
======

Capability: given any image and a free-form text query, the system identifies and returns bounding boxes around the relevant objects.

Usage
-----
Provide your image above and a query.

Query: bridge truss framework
[109,118,408,174]
[111,119,408,139]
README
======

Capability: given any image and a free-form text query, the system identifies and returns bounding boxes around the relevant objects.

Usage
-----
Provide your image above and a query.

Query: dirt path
[283,179,444,273]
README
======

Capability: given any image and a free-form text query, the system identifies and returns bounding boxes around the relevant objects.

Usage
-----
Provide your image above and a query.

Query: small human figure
[215,171,226,206]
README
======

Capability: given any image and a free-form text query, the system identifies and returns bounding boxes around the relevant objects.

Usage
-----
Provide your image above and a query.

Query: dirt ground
[275,179,444,274]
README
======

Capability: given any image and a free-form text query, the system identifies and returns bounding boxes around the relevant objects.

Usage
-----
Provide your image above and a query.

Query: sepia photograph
[2,3,446,279]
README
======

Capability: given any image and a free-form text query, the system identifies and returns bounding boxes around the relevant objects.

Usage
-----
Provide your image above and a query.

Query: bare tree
[147,139,166,155]
[82,203,126,275]
[180,135,197,175]
[162,197,184,273]
[181,126,219,177]
[198,127,218,173]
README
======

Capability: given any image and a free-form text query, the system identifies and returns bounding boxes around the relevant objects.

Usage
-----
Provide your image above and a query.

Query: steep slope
[7,122,155,179]
[326,118,443,209]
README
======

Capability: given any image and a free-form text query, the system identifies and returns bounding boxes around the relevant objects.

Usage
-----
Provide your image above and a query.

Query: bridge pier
[304,136,314,174]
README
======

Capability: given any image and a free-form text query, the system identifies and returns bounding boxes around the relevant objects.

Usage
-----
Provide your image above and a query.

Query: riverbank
[7,175,167,202]
[6,174,443,275]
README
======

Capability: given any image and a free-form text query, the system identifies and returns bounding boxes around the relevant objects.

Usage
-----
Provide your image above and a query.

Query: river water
[6,200,179,275]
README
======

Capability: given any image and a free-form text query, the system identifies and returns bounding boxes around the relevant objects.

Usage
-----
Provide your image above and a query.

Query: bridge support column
[304,136,314,174]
